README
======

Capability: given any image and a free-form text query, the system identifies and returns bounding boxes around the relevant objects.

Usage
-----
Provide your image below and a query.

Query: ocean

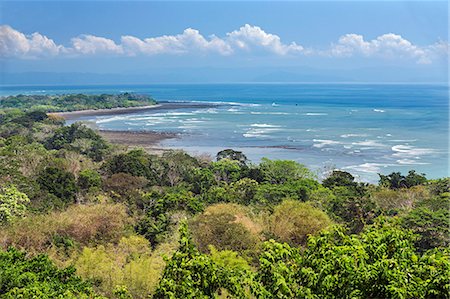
[1,83,448,182]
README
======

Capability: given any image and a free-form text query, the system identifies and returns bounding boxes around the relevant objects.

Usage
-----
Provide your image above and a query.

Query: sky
[0,1,449,83]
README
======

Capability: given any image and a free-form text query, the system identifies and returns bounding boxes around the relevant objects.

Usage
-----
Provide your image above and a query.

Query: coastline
[49,101,218,120]
[52,101,219,153]
[98,130,178,154]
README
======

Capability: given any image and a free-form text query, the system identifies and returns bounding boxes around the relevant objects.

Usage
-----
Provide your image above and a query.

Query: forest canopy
[0,95,448,298]
[0,93,156,112]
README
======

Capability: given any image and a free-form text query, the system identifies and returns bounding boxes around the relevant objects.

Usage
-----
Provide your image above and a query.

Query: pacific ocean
[1,83,448,182]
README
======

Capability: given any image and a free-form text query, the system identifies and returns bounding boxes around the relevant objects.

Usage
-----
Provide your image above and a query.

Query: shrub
[37,166,78,204]
[0,203,130,252]
[0,247,98,298]
[0,185,29,224]
[78,169,102,192]
[73,236,165,298]
[259,158,315,184]
[189,203,261,253]
[267,200,332,246]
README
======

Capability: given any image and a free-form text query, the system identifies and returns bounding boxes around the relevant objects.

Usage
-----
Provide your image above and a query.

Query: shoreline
[52,101,220,153]
[49,101,219,120]
[98,129,178,154]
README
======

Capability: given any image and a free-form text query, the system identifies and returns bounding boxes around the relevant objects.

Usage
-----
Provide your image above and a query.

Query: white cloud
[70,35,123,55]
[330,33,436,64]
[0,24,447,64]
[0,25,63,58]
[226,24,304,55]
[121,28,233,56]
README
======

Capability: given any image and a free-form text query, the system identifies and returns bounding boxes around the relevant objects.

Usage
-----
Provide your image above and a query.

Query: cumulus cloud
[226,24,303,55]
[0,24,448,64]
[70,35,123,55]
[121,28,233,56]
[0,25,63,58]
[329,33,439,64]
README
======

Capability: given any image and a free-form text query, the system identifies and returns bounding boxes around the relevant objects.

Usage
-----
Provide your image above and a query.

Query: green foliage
[46,123,110,161]
[216,149,248,166]
[208,245,251,271]
[402,206,450,251]
[324,187,380,233]
[0,185,29,224]
[104,149,165,184]
[136,188,203,246]
[323,170,357,189]
[0,93,156,112]
[253,179,319,205]
[0,247,99,298]
[37,166,78,204]
[379,170,427,189]
[190,204,260,253]
[267,200,333,247]
[78,169,102,192]
[255,221,450,299]
[154,223,250,299]
[73,236,165,298]
[161,150,200,186]
[259,158,316,184]
[189,167,216,194]
[210,158,243,183]
[426,178,450,196]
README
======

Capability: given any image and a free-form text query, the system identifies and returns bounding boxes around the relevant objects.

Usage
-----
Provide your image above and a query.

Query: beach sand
[49,102,217,120]
[98,130,178,154]
[51,101,218,154]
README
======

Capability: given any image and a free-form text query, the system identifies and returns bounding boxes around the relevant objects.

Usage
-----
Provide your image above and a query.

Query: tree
[256,221,450,298]
[267,200,332,247]
[259,158,315,184]
[37,167,78,203]
[323,170,357,189]
[161,150,199,186]
[0,247,99,298]
[379,170,427,189]
[405,170,427,188]
[210,159,242,183]
[45,123,110,161]
[216,149,248,166]
[0,185,29,224]
[402,206,450,251]
[189,204,260,253]
[154,223,250,299]
[77,169,101,192]
[379,172,406,189]
[325,187,380,233]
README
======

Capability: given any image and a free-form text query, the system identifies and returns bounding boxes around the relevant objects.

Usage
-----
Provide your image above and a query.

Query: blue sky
[0,1,448,83]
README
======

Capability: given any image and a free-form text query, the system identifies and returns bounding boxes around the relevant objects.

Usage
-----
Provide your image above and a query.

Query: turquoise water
[1,83,448,182]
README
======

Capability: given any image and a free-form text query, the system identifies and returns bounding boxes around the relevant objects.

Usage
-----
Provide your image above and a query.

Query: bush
[0,203,130,252]
[78,169,101,192]
[189,203,261,253]
[45,123,110,162]
[267,200,332,246]
[0,185,29,224]
[0,247,98,298]
[37,166,78,204]
[73,236,165,298]
[402,207,450,251]
[259,158,315,184]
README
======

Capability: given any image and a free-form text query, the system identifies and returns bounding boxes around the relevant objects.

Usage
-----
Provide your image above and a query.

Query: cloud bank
[0,24,448,64]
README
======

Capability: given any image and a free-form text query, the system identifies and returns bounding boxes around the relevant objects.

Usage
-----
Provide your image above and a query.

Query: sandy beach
[98,130,178,154]
[49,102,218,120]
[52,101,219,153]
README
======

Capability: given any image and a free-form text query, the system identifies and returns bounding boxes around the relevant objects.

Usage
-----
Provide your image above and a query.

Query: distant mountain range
[1,66,447,85]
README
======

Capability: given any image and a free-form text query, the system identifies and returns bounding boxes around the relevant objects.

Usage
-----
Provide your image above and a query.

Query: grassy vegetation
[0,97,448,298]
